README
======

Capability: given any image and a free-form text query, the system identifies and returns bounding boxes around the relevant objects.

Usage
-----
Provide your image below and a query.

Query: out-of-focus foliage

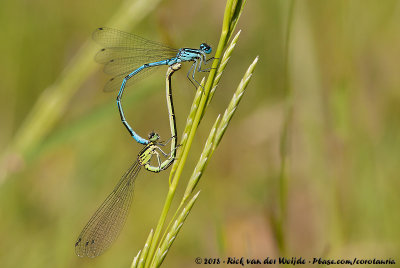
[0,0,399,267]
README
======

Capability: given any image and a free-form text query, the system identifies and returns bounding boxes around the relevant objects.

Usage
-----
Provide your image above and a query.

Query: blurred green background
[1,0,399,267]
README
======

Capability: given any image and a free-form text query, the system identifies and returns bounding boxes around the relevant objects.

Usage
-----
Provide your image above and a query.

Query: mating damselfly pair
[75,27,213,258]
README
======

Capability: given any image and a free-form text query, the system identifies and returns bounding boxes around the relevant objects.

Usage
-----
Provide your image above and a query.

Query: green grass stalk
[144,1,247,266]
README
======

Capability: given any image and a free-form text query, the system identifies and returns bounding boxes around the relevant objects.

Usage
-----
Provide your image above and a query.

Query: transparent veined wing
[95,46,178,66]
[75,161,141,258]
[93,27,177,50]
[92,27,178,92]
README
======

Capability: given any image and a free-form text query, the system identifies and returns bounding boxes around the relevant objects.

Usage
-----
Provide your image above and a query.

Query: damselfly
[93,27,213,145]
[75,64,182,258]
[75,133,177,257]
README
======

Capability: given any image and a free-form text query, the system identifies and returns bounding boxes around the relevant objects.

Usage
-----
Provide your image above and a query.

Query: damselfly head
[148,132,160,142]
[200,43,212,54]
